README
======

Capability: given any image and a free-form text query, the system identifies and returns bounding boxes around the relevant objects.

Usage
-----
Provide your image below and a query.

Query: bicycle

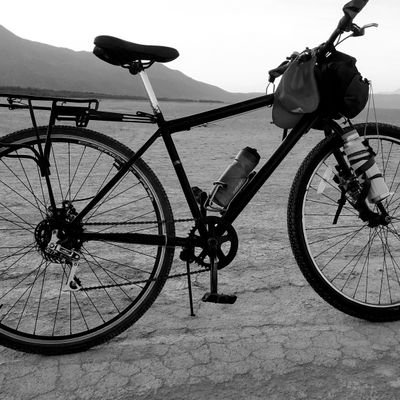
[0,0,399,355]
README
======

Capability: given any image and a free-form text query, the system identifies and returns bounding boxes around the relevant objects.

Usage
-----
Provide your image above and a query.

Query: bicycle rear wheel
[288,123,400,321]
[0,125,175,354]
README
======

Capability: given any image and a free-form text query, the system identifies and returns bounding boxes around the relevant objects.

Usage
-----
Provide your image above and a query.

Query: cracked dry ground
[1,103,400,399]
[3,260,400,400]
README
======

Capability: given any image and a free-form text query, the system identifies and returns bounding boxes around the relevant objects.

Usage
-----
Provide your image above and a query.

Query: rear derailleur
[46,229,82,292]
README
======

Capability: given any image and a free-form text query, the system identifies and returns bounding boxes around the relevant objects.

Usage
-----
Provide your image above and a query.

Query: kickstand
[186,260,196,317]
[333,190,347,225]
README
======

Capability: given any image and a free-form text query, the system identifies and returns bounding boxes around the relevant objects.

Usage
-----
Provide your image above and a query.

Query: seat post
[138,68,164,122]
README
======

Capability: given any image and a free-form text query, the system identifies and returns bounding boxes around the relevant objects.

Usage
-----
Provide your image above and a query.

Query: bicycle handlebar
[339,0,369,31]
[323,0,369,52]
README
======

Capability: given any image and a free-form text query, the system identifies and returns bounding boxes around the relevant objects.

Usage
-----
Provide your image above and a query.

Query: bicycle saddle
[93,36,179,66]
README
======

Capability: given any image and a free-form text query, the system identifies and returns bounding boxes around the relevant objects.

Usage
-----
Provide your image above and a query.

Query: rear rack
[0,93,157,179]
[0,93,157,128]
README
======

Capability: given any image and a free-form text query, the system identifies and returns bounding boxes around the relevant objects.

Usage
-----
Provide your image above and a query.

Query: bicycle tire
[0,125,175,354]
[288,122,400,321]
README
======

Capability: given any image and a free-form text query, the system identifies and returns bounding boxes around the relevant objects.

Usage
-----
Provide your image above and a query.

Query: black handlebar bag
[317,50,369,119]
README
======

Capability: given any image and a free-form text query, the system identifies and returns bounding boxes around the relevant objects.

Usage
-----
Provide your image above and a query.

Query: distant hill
[1,25,400,108]
[372,94,400,109]
[0,25,256,103]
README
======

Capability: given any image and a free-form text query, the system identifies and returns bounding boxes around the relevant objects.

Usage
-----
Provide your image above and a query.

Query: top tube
[162,94,274,133]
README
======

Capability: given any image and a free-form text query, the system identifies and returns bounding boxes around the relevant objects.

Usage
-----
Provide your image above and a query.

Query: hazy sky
[2,0,400,93]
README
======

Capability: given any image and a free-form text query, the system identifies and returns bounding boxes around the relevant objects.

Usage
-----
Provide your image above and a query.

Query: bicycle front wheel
[288,123,400,321]
[0,126,175,354]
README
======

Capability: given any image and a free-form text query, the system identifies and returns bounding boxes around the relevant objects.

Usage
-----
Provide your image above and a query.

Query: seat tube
[139,69,165,123]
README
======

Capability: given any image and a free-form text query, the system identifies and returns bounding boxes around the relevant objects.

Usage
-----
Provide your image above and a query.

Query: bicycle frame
[76,68,323,247]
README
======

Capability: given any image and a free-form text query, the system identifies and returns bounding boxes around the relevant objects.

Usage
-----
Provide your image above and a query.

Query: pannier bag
[272,51,320,129]
[317,50,369,119]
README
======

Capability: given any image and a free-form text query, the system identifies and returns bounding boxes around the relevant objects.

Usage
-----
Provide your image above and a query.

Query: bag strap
[268,51,302,83]
[268,60,290,83]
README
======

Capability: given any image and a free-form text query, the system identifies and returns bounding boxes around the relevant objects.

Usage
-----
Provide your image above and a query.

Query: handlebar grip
[339,0,369,31]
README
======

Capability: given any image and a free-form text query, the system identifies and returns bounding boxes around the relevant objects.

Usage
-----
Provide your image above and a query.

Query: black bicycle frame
[78,93,321,247]
[0,0,359,250]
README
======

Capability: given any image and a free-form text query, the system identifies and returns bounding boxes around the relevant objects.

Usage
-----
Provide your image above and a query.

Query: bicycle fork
[329,143,391,227]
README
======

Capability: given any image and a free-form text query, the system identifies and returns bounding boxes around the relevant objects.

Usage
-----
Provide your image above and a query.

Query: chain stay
[81,266,208,291]
[84,217,194,226]
[81,216,201,291]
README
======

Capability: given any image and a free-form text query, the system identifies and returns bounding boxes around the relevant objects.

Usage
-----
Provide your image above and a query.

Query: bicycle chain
[84,217,195,226]
[81,266,209,292]
[80,217,208,291]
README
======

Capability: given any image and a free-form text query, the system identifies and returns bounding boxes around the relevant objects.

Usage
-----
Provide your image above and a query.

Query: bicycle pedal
[201,292,237,304]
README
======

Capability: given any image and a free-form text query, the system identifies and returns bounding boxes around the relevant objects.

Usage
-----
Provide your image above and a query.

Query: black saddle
[93,36,179,66]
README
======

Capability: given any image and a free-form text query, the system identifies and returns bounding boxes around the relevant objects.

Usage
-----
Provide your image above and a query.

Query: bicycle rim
[0,126,174,353]
[300,123,400,314]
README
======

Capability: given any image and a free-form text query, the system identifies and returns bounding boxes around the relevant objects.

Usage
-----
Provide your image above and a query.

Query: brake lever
[352,22,378,37]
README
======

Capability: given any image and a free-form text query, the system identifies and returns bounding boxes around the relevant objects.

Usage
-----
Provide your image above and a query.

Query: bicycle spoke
[305,196,359,217]
[52,267,67,336]
[1,258,47,323]
[377,229,392,304]
[13,155,47,215]
[329,236,372,285]
[95,240,157,260]
[60,262,107,326]
[310,224,366,259]
[70,147,101,202]
[0,212,34,233]
[306,226,364,247]
[351,228,375,300]
[81,245,154,282]
[2,157,45,209]
[81,250,137,297]
[85,168,131,222]
[83,164,117,220]
[87,195,149,220]
[33,262,49,334]
[86,179,142,222]
[91,210,157,234]
[296,127,400,313]
[0,242,37,279]
[0,126,173,353]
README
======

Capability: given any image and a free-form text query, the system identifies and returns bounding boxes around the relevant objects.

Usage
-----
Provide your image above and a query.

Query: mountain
[0,25,253,103]
[1,25,400,108]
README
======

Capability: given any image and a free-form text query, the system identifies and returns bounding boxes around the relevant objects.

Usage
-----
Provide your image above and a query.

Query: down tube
[223,114,319,225]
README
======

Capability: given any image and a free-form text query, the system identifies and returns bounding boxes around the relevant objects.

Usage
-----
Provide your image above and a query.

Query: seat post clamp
[128,61,144,76]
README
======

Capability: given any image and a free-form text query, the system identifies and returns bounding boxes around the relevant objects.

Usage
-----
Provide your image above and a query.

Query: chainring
[189,216,238,269]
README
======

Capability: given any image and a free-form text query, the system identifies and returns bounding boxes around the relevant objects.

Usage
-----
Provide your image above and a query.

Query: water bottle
[342,129,390,203]
[212,147,260,207]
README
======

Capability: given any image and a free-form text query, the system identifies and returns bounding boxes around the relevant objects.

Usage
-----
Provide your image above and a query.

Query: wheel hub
[34,202,83,262]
